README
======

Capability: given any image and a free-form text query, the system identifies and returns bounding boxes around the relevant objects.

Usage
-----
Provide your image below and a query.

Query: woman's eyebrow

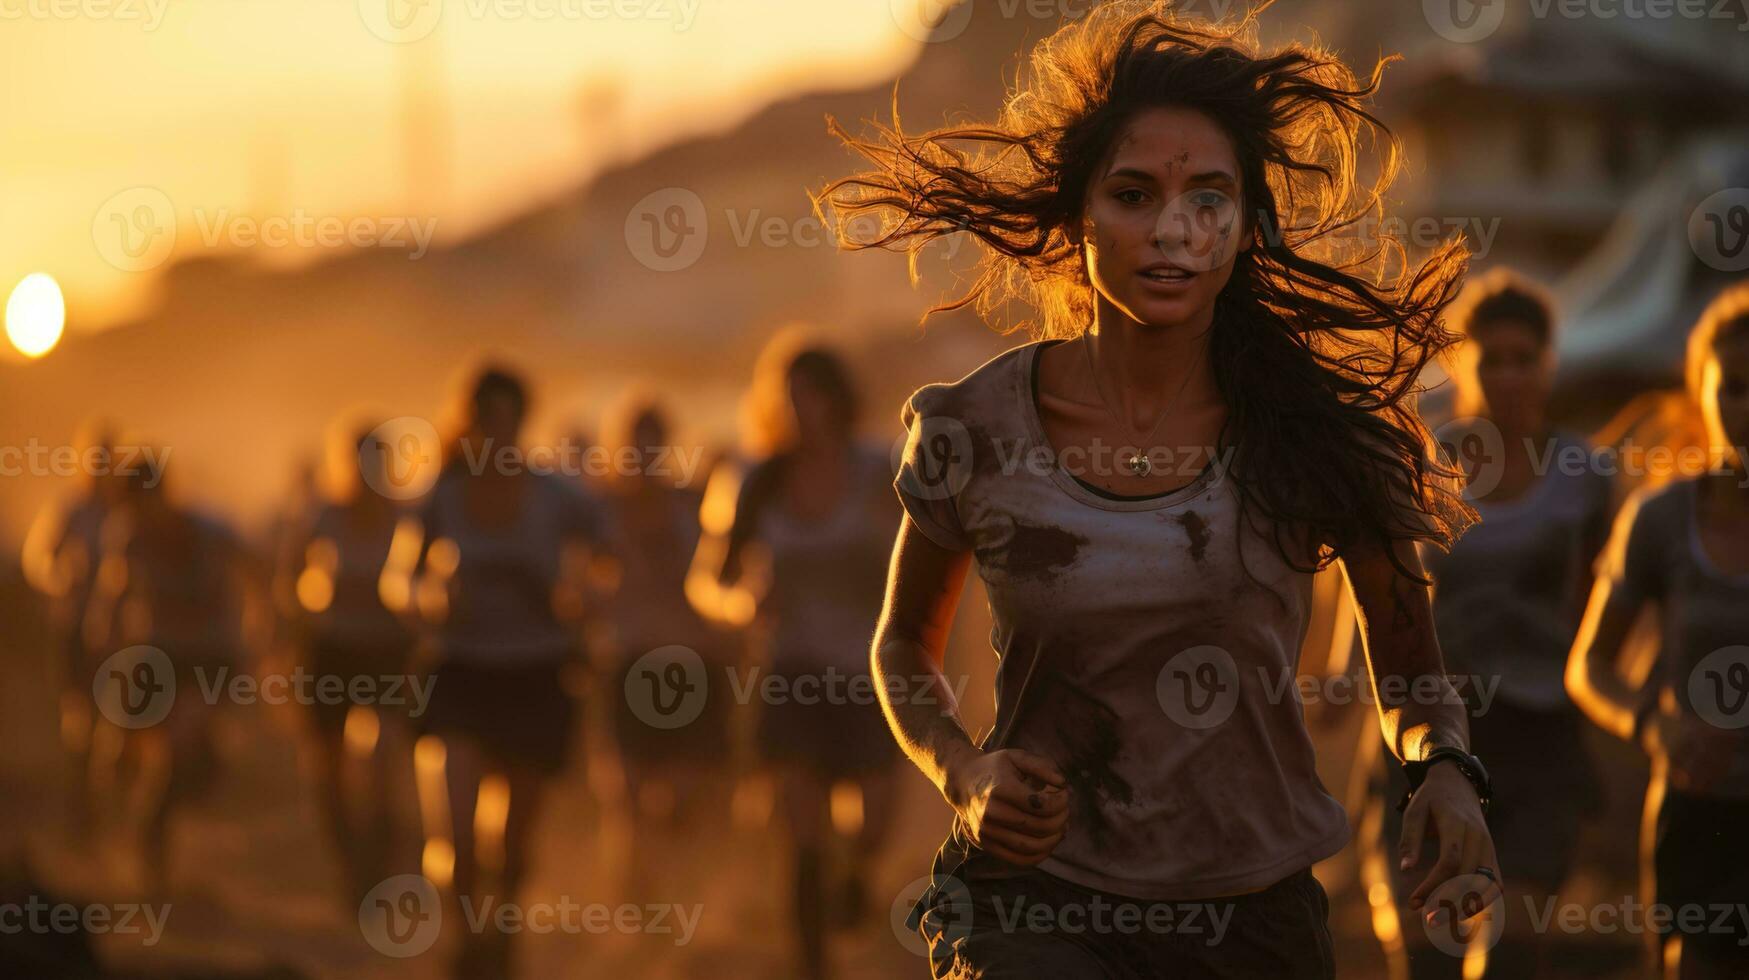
[1100,165,1237,185]
[1187,169,1237,185]
[1101,165,1158,183]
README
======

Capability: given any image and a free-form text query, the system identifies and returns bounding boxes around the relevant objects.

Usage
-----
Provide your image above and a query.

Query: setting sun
[5,273,66,358]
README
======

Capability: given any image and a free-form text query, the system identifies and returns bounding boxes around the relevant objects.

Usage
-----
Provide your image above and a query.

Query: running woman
[283,424,421,908]
[84,454,260,894]
[20,422,128,836]
[1567,282,1749,979]
[688,335,904,980]
[595,390,735,894]
[821,5,1499,975]
[1360,270,1614,979]
[386,366,610,980]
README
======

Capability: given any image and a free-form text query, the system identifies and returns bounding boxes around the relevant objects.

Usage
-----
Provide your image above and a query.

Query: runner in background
[281,422,421,910]
[1359,270,1615,979]
[1568,282,1749,979]
[84,452,262,895]
[384,366,611,980]
[20,420,128,837]
[595,388,736,896]
[688,334,903,980]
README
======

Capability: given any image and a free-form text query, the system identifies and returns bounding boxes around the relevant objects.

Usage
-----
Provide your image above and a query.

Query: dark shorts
[612,646,733,768]
[301,635,416,738]
[420,659,577,775]
[1466,700,1601,890]
[754,668,901,777]
[1653,787,1749,961]
[917,864,1335,979]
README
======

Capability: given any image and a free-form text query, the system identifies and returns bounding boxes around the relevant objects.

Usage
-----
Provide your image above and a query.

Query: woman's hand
[943,748,1070,866]
[1399,762,1503,928]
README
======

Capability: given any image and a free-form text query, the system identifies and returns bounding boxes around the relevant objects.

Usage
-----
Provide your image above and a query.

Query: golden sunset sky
[1,0,940,333]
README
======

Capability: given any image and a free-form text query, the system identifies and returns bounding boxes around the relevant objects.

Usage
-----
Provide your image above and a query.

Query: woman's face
[629,413,666,475]
[1469,319,1549,434]
[1700,335,1749,465]
[1080,105,1250,331]
[786,371,841,448]
[474,391,523,448]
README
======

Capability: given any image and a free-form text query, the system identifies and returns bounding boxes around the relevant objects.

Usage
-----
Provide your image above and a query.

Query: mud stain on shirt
[1177,511,1211,563]
[978,519,1088,583]
[1021,667,1134,851]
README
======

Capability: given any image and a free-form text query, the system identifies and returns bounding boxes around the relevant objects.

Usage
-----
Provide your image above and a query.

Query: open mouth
[1139,266,1193,283]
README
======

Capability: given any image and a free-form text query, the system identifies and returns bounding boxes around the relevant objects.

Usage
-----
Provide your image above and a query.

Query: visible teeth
[1144,270,1188,280]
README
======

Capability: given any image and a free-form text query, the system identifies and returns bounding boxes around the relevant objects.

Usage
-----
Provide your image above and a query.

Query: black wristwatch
[1396,746,1490,815]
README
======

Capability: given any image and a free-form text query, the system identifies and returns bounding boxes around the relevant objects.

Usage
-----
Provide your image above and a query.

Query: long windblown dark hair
[815,0,1477,577]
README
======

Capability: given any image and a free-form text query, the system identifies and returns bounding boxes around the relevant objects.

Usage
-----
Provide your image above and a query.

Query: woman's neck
[1085,299,1220,427]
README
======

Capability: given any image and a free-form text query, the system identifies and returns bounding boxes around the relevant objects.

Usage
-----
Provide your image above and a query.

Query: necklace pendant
[1126,452,1152,476]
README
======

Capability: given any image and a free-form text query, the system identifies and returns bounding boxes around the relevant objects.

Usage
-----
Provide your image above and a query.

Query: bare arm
[1566,485,1660,745]
[870,513,977,788]
[1338,538,1469,764]
[1564,574,1650,742]
[685,462,761,628]
[1339,536,1498,923]
[20,506,69,598]
[871,513,1068,865]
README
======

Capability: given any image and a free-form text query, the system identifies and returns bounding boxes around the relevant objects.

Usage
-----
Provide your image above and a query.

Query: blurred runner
[386,366,611,980]
[85,452,261,894]
[1568,282,1749,980]
[688,336,902,980]
[20,421,128,837]
[282,423,421,909]
[1359,270,1616,979]
[595,389,736,895]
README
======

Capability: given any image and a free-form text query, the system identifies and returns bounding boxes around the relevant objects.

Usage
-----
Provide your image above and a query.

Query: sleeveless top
[740,443,899,675]
[600,482,714,657]
[111,508,246,663]
[417,468,606,665]
[303,502,414,650]
[895,340,1353,899]
[1595,475,1749,798]
[1423,430,1614,710]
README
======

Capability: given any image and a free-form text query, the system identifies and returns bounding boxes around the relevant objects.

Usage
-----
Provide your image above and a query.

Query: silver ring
[1474,866,1498,884]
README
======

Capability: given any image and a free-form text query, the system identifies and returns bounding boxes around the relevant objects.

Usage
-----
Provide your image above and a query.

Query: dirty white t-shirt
[896,339,1352,899]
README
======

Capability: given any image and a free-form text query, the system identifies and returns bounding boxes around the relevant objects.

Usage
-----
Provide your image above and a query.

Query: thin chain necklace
[1079,327,1210,477]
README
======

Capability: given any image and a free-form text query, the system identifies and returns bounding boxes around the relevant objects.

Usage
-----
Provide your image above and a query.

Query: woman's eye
[1190,191,1227,208]
[1114,188,1147,205]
